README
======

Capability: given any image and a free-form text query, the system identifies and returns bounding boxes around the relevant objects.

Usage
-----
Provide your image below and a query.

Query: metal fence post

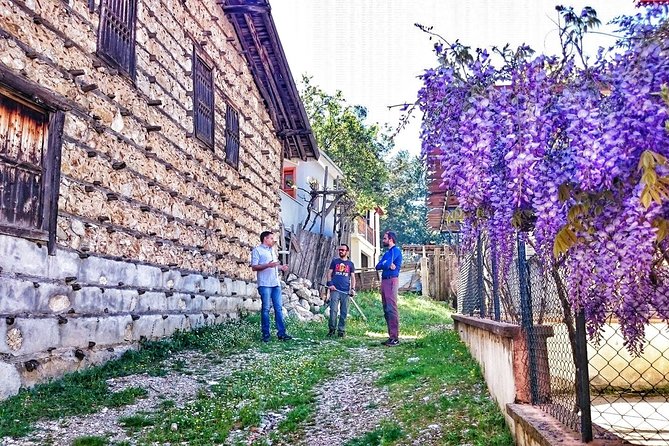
[575,310,593,442]
[517,234,539,404]
[476,233,486,318]
[491,239,501,321]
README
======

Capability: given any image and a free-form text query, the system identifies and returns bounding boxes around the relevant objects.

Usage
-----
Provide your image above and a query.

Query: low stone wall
[452,315,519,420]
[453,315,567,443]
[0,233,262,399]
[507,404,625,446]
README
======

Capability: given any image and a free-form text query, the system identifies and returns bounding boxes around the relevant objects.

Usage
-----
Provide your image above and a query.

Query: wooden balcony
[355,217,376,247]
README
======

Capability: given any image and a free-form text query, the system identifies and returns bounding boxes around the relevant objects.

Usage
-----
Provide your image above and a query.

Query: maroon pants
[380,277,399,339]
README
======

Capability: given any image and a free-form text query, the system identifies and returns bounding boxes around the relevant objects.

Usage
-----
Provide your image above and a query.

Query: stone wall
[0,0,285,398]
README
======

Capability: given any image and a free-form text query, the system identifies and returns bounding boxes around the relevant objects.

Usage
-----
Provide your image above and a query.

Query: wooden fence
[351,246,459,303]
[420,247,459,302]
[287,227,337,287]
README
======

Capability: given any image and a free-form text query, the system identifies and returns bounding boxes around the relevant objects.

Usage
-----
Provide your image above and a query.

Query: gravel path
[0,346,394,446]
[295,348,392,446]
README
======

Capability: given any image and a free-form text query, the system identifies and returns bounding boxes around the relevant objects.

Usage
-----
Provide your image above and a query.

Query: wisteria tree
[418,6,669,353]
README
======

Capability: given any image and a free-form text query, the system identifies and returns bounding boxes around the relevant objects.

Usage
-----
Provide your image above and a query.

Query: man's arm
[350,264,356,291]
[327,262,336,290]
[375,252,387,270]
[250,249,278,272]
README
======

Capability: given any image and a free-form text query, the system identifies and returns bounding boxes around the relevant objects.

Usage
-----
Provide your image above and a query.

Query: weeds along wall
[0,0,284,397]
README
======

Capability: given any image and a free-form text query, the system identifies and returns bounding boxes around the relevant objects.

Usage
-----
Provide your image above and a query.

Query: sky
[270,0,640,156]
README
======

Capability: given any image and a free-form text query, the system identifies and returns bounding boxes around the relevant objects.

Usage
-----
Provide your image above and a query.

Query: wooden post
[420,256,429,297]
[319,166,329,235]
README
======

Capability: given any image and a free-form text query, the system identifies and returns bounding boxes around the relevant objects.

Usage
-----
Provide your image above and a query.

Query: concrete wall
[589,322,669,391]
[452,315,517,420]
[0,0,284,397]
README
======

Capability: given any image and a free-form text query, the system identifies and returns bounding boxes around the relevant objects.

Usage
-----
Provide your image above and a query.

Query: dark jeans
[381,277,399,339]
[258,286,286,340]
[328,290,349,333]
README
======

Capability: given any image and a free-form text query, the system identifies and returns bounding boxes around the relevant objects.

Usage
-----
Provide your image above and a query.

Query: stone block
[181,274,203,293]
[1,318,60,356]
[243,282,257,298]
[232,280,247,297]
[221,278,233,296]
[0,277,41,314]
[136,292,168,312]
[0,234,48,277]
[202,276,221,294]
[135,264,163,289]
[46,250,80,281]
[130,314,163,341]
[0,362,21,400]
[60,316,129,347]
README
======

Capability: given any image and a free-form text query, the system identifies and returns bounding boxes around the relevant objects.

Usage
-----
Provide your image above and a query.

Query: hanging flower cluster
[419,6,669,353]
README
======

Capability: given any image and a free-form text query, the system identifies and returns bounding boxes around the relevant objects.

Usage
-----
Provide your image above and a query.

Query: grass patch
[119,414,155,430]
[71,436,108,446]
[345,420,404,446]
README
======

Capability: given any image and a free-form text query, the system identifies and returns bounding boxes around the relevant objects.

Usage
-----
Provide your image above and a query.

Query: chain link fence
[457,234,669,444]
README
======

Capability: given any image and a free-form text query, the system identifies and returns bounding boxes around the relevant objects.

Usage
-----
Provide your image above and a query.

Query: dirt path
[294,348,391,446]
[1,346,394,446]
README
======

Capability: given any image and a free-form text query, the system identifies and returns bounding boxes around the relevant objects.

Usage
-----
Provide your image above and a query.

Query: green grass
[119,414,155,431]
[71,436,108,446]
[345,420,404,446]
[0,291,513,445]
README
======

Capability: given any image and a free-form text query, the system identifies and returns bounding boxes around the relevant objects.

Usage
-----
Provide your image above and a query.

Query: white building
[350,208,382,270]
[280,152,343,238]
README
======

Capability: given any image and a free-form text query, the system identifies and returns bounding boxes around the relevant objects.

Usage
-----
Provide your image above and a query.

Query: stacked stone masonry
[0,0,287,397]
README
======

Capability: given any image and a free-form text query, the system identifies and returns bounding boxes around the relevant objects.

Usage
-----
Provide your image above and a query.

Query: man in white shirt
[251,231,292,342]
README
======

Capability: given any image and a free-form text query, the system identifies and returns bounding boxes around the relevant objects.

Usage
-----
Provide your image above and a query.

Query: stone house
[0,0,317,398]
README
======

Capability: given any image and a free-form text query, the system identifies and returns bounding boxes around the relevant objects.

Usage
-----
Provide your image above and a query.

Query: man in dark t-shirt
[326,244,356,337]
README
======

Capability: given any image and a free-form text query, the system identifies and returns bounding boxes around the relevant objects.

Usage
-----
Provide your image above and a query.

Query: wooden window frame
[282,166,296,198]
[0,83,64,255]
[225,104,240,169]
[193,50,215,149]
[97,0,138,80]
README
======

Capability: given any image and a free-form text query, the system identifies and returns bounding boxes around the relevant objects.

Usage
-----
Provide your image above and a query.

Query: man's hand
[279,264,289,272]
[349,289,356,296]
[267,261,281,268]
[390,263,396,270]
[329,285,337,291]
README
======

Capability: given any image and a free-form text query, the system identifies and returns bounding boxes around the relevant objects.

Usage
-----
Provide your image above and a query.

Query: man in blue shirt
[251,231,292,343]
[375,231,402,346]
[326,244,356,337]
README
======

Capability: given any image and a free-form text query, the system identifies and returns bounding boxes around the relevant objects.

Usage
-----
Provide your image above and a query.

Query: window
[97,0,138,78]
[0,86,64,253]
[225,105,240,169]
[193,53,214,148]
[282,167,296,198]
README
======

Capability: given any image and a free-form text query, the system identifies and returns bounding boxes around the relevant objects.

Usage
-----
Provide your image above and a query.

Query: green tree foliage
[300,76,391,211]
[380,150,442,246]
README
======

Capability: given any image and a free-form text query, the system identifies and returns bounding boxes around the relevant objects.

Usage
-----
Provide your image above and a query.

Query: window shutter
[194,54,214,148]
[225,105,240,169]
[98,0,138,77]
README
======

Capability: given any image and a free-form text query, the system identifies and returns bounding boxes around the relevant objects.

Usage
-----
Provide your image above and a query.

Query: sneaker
[337,331,345,338]
[327,329,336,337]
[383,338,400,347]
[278,334,293,341]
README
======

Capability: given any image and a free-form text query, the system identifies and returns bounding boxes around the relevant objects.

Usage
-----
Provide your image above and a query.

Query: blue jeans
[329,290,349,333]
[258,286,286,339]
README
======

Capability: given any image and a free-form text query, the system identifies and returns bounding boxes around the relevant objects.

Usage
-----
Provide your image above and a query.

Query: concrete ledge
[507,404,628,446]
[452,314,520,338]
